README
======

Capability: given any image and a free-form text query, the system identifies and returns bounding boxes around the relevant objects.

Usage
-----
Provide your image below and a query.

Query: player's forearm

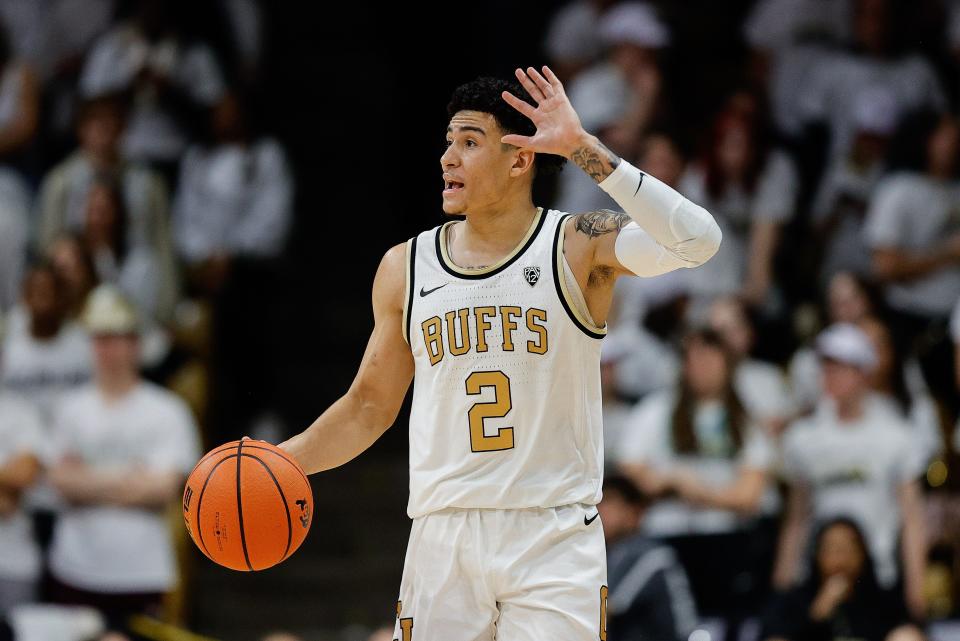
[280,390,395,475]
[569,133,722,267]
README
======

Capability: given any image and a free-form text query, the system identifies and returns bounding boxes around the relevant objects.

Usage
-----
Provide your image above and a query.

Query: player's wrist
[563,129,597,160]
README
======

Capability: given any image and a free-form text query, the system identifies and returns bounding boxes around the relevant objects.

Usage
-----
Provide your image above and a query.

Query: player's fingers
[542,65,563,92]
[527,66,555,98]
[501,91,536,119]
[514,67,545,103]
[501,133,534,148]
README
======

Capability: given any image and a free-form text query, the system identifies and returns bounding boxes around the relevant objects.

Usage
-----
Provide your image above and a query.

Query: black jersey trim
[434,208,546,280]
[552,214,607,340]
[403,236,417,344]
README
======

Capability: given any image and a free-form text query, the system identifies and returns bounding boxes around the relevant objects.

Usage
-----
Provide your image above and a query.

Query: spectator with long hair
[763,518,923,641]
[618,328,775,626]
[679,92,798,312]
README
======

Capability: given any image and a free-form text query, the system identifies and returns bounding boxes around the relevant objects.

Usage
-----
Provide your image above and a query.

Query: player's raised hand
[501,66,588,159]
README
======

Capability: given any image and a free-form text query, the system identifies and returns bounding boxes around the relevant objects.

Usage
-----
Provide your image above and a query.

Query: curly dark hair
[447,77,566,177]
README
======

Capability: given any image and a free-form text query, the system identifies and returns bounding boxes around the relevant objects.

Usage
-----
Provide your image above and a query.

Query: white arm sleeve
[597,159,722,277]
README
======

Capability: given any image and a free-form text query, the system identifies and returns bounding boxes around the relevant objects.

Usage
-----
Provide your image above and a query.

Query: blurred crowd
[555,1,960,640]
[0,0,294,639]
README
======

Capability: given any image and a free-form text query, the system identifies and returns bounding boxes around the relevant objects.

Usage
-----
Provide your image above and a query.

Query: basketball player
[280,66,721,640]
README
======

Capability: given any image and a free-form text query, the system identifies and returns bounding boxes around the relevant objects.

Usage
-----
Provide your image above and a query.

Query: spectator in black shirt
[599,474,698,641]
[762,517,924,641]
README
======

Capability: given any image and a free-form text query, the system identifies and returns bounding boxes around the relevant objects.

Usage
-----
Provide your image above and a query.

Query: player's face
[441,111,523,215]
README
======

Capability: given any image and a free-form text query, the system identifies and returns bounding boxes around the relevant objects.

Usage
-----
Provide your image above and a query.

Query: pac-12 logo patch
[523,266,540,286]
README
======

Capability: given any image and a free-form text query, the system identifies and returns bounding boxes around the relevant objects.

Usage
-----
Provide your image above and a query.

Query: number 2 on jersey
[465,371,514,452]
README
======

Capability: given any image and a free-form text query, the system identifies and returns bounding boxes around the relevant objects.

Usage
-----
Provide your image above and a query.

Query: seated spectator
[763,518,923,641]
[35,94,177,322]
[864,110,960,334]
[598,474,697,641]
[173,92,293,275]
[81,177,172,323]
[79,0,227,166]
[790,271,883,411]
[796,0,946,162]
[0,263,92,424]
[46,235,98,321]
[0,316,43,617]
[542,0,615,83]
[776,323,927,620]
[811,87,896,285]
[679,93,798,312]
[47,286,200,631]
[618,328,775,625]
[557,1,669,214]
[708,296,795,434]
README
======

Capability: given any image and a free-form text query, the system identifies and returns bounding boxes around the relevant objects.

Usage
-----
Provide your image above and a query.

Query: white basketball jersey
[403,208,605,518]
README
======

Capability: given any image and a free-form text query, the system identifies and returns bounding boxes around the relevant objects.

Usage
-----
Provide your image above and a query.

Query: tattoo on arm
[573,210,631,239]
[571,141,620,183]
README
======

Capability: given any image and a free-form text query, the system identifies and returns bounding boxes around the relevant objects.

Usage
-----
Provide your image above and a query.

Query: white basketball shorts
[392,503,608,641]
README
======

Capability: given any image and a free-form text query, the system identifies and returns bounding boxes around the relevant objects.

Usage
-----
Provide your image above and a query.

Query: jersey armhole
[552,215,607,339]
[402,236,417,345]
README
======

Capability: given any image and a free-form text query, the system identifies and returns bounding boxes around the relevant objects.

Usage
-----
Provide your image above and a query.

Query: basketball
[182,439,313,571]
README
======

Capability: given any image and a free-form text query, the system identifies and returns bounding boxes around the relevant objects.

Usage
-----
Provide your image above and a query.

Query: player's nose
[440,144,459,169]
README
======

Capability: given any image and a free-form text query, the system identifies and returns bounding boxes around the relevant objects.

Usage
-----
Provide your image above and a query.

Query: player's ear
[509,148,536,178]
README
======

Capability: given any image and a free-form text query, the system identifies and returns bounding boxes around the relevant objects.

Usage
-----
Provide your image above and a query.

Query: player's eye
[466,139,477,147]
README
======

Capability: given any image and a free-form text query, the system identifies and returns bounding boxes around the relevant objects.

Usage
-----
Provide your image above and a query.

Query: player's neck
[456,198,538,254]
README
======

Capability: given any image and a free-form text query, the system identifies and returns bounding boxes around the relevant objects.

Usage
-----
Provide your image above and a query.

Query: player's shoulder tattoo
[572,209,631,239]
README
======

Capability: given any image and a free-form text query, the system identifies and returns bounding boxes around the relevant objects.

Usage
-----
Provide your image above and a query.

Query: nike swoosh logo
[634,171,646,196]
[584,512,600,526]
[419,284,448,297]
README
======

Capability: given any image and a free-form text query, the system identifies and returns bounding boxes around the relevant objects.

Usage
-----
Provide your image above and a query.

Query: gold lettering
[526,308,548,354]
[421,316,444,365]
[445,308,471,356]
[499,306,521,352]
[474,307,496,353]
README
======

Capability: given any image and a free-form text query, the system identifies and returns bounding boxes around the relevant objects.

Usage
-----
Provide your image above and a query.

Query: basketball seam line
[241,453,293,563]
[236,440,254,571]
[195,454,237,561]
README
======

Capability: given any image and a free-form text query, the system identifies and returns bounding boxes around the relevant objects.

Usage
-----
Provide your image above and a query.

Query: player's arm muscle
[280,244,414,475]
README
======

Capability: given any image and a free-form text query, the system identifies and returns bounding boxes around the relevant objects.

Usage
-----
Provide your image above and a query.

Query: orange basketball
[182,439,313,571]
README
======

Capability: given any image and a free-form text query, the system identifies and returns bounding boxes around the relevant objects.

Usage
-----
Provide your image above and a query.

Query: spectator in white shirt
[775,323,927,621]
[679,93,798,313]
[0,313,43,617]
[557,1,670,215]
[542,0,615,83]
[35,94,177,323]
[173,92,293,282]
[47,285,199,632]
[0,263,92,424]
[796,0,946,162]
[865,110,960,325]
[79,0,227,166]
[619,328,775,625]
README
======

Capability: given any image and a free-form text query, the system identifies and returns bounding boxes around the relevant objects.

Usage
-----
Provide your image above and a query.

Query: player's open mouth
[443,180,465,194]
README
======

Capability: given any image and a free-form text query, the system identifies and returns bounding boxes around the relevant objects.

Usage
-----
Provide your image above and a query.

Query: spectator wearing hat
[542,0,617,84]
[0,312,44,617]
[599,474,697,641]
[46,285,200,631]
[774,323,927,620]
[556,1,670,215]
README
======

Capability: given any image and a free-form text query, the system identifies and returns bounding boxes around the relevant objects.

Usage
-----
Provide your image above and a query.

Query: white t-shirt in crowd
[0,394,43,581]
[678,151,798,303]
[48,382,200,593]
[735,358,795,423]
[863,172,960,318]
[782,394,922,586]
[798,51,945,160]
[173,140,293,263]
[0,308,92,424]
[544,0,603,66]
[80,23,226,162]
[618,390,776,537]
